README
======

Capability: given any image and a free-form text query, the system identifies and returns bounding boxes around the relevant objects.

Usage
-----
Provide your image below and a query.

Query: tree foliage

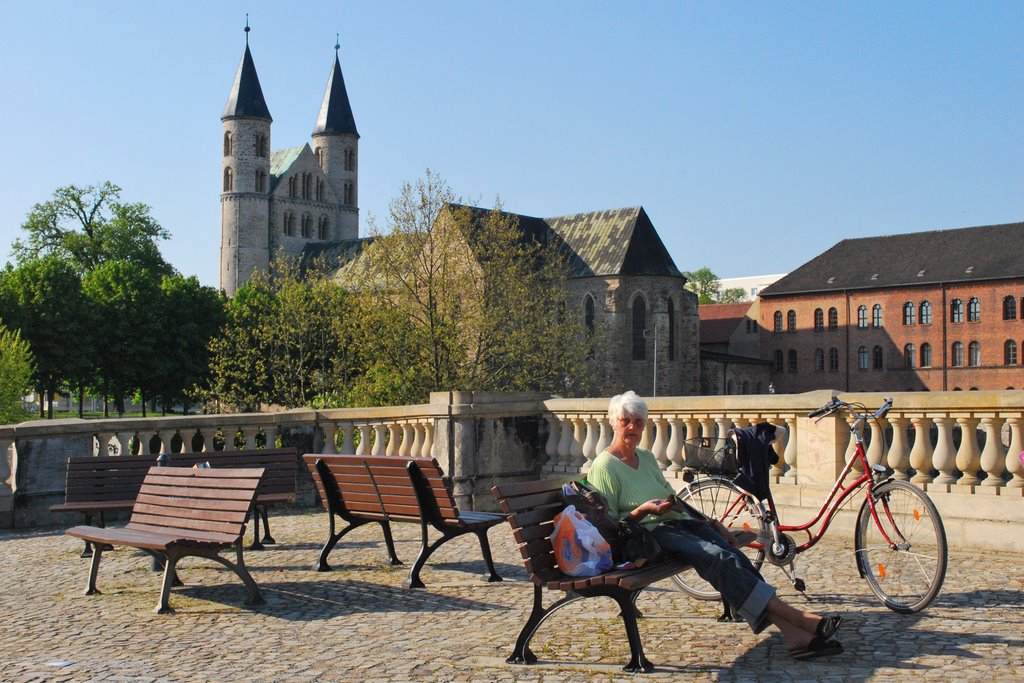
[0,323,35,424]
[683,267,747,305]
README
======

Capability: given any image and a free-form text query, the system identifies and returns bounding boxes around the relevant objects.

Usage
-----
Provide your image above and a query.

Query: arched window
[904,344,916,368]
[1005,340,1018,366]
[223,131,232,156]
[903,302,916,325]
[255,134,268,158]
[283,211,294,236]
[814,309,824,332]
[858,346,868,370]
[872,304,883,328]
[814,348,825,372]
[255,170,266,193]
[584,295,595,336]
[787,349,797,373]
[222,167,233,192]
[1003,295,1017,321]
[872,345,883,369]
[631,296,646,360]
[315,147,323,169]
[787,310,796,332]
[857,305,868,328]
[773,311,783,333]
[774,350,783,371]
[667,299,676,361]
[920,301,933,325]
[828,347,839,372]
[344,148,355,171]
[828,307,838,330]
[344,182,353,205]
[316,179,325,202]
[950,298,964,323]
[318,215,329,240]
[968,341,980,366]
[288,176,298,198]
[920,343,932,368]
[301,213,312,238]
[951,341,964,367]
[967,297,980,322]
[302,173,311,199]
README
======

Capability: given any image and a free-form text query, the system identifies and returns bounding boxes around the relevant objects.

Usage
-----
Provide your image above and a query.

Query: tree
[0,323,35,424]
[717,287,747,304]
[682,267,721,305]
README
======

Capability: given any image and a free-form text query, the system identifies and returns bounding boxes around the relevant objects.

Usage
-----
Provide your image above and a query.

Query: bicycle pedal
[793,578,806,592]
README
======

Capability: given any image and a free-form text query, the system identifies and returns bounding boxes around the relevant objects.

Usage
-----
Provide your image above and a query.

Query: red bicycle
[671,397,948,613]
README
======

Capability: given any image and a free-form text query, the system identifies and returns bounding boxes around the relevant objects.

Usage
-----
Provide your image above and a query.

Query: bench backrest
[491,479,566,584]
[172,448,297,499]
[127,467,265,544]
[303,454,460,524]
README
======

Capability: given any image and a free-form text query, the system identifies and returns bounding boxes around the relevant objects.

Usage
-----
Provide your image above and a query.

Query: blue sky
[1,1,1021,289]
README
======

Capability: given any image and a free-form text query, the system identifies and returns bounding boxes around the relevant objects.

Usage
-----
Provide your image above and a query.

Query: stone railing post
[931,416,957,486]
[978,416,1005,488]
[321,422,338,454]
[158,429,177,455]
[386,424,402,456]
[666,416,683,472]
[339,422,355,454]
[410,422,424,459]
[570,417,586,469]
[544,415,560,472]
[421,421,435,458]
[556,417,573,472]
[95,431,114,457]
[0,432,13,520]
[596,417,612,455]
[844,415,861,473]
[780,416,798,482]
[356,424,372,455]
[886,416,911,480]
[909,415,935,484]
[400,423,415,457]
[652,416,669,471]
[639,420,654,451]
[581,416,598,471]
[866,416,888,469]
[699,417,716,442]
[1005,416,1024,488]
[372,424,388,456]
[113,430,132,456]
[954,417,981,487]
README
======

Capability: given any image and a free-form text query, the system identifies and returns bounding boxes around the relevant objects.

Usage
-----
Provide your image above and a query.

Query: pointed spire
[312,36,358,137]
[222,20,272,121]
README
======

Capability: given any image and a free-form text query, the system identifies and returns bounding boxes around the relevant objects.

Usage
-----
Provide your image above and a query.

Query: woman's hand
[632,498,676,519]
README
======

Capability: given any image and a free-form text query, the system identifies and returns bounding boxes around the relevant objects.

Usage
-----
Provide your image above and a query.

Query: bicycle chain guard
[765,532,798,566]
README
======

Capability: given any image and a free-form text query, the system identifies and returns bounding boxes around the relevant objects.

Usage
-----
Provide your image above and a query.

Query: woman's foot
[815,615,843,640]
[788,636,843,660]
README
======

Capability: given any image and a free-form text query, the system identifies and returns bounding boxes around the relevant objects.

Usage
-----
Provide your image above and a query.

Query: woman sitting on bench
[586,391,844,661]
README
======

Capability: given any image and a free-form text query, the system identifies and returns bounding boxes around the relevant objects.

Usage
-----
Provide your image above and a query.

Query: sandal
[789,636,843,661]
[815,616,843,640]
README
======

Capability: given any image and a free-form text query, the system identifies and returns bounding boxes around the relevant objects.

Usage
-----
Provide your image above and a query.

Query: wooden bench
[304,454,505,589]
[65,466,266,614]
[491,478,693,673]
[51,448,297,554]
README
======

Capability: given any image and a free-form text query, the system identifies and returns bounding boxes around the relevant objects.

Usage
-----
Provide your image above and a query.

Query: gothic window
[283,212,294,236]
[288,176,298,198]
[773,311,783,333]
[814,308,824,332]
[302,173,312,200]
[343,182,353,206]
[857,305,868,328]
[317,179,325,202]
[318,215,329,240]
[301,213,312,238]
[223,131,232,157]
[222,167,233,192]
[950,298,964,323]
[903,301,916,325]
[828,307,838,330]
[968,341,981,367]
[667,298,676,361]
[858,346,868,370]
[787,349,797,373]
[920,300,933,324]
[583,294,595,336]
[872,304,883,328]
[774,350,784,372]
[1003,295,1017,321]
[873,345,883,369]
[1005,340,1018,366]
[920,343,932,368]
[904,344,916,368]
[951,341,964,367]
[967,297,980,322]
[787,310,796,332]
[631,296,647,361]
[814,348,824,372]
[829,347,839,372]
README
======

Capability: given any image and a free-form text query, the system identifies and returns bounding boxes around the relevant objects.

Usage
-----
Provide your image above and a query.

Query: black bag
[561,481,662,566]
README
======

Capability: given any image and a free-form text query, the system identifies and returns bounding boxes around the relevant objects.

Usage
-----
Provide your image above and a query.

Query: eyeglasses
[616,416,645,428]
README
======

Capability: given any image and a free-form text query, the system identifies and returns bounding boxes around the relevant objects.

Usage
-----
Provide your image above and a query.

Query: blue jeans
[652,519,774,633]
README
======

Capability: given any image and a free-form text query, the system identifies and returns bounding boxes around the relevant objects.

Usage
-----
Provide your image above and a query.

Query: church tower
[220,24,272,296]
[311,39,359,240]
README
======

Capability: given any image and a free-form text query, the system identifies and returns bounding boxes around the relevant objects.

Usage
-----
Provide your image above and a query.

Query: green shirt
[586,448,689,530]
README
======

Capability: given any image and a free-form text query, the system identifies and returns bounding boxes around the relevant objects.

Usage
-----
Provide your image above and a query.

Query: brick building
[698,302,771,395]
[760,221,1024,393]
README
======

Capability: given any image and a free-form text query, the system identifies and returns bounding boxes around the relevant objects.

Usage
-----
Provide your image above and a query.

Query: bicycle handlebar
[808,397,893,423]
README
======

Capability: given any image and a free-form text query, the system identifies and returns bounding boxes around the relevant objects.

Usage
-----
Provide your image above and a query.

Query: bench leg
[259,507,276,545]
[156,555,180,614]
[249,508,265,551]
[474,529,503,583]
[207,544,264,607]
[379,521,402,566]
[615,592,654,673]
[85,544,104,596]
[508,585,587,665]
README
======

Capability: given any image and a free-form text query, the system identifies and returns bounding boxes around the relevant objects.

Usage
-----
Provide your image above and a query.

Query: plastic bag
[549,504,613,576]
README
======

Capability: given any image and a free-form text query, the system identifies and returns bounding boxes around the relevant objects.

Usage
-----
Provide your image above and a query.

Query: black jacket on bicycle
[733,423,781,502]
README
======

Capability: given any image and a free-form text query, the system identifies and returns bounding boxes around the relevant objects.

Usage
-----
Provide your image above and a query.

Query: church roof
[222,43,272,121]
[312,53,359,137]
[761,221,1024,297]
[268,146,305,191]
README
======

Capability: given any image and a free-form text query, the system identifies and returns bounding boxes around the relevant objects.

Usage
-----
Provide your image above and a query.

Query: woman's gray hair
[608,390,648,422]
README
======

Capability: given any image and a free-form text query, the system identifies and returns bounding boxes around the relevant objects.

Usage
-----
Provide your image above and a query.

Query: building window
[857,305,868,328]
[316,179,325,202]
[344,148,355,171]
[222,167,233,192]
[667,298,676,361]
[774,350,783,372]
[951,341,964,367]
[828,307,838,330]
[223,131,232,157]
[302,173,312,200]
[967,297,980,322]
[288,176,298,198]
[872,304,883,328]
[318,215,329,240]
[584,295,595,337]
[968,341,980,367]
[315,147,323,169]
[950,298,964,323]
[632,296,646,361]
[301,213,312,238]
[1005,340,1018,366]
[283,211,294,236]
[904,344,916,368]
[255,170,266,193]
[787,349,797,373]
[903,302,916,325]
[344,182,354,206]
[814,348,825,372]
[920,301,933,325]
[1003,295,1017,321]
[255,134,268,158]
[787,310,796,332]
[920,343,932,368]
[873,345,883,370]
[814,309,824,332]
[773,311,783,333]
[829,347,839,372]
[858,346,868,370]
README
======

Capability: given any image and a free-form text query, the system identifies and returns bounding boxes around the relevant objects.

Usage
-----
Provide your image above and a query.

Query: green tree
[717,287,747,304]
[0,323,35,424]
[682,267,721,305]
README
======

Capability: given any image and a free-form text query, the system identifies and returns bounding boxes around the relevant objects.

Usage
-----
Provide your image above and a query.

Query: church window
[1005,340,1018,366]
[857,305,868,328]
[773,311,783,333]
[968,341,980,367]
[858,346,868,370]
[667,298,676,361]
[583,294,595,336]
[967,297,980,322]
[828,307,838,330]
[318,215,329,240]
[786,310,796,332]
[344,148,355,171]
[950,298,963,323]
[288,176,298,198]
[951,341,964,367]
[343,182,353,206]
[920,301,933,324]
[787,349,797,373]
[315,147,323,169]
[302,173,312,200]
[631,296,647,361]
[255,170,266,193]
[920,343,932,367]
[813,308,823,331]
[903,302,916,325]
[223,167,233,192]
[316,179,325,202]
[1003,295,1017,320]
[872,304,883,328]
[301,213,312,238]
[904,344,916,368]
[283,212,294,236]
[774,350,783,372]
[223,131,232,157]
[255,134,268,158]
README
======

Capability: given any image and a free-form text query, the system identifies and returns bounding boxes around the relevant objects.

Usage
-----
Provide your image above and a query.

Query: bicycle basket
[681,437,737,475]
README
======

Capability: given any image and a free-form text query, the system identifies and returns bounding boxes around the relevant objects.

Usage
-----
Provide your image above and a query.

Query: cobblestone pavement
[1,509,1021,682]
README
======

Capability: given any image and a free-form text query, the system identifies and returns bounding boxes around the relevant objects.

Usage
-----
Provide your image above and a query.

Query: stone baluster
[267,425,282,450]
[764,419,784,478]
[699,417,716,442]
[651,416,669,471]
[410,422,424,459]
[570,417,586,469]
[400,423,415,457]
[321,422,338,454]
[639,420,654,450]
[781,416,798,481]
[666,416,683,471]
[954,417,981,487]
[158,429,177,456]
[386,424,401,456]
[556,417,573,472]
[581,416,598,471]
[1,436,14,500]
[245,425,261,450]
[931,416,957,486]
[714,416,731,452]
[372,424,387,456]
[421,421,435,458]
[866,417,888,469]
[95,431,114,457]
[886,416,911,480]
[681,417,699,467]
[1005,416,1024,488]
[544,415,560,471]
[113,430,132,456]
[340,422,355,454]
[845,415,862,473]
[909,415,935,484]
[356,424,372,455]
[596,418,612,454]
[979,416,1006,488]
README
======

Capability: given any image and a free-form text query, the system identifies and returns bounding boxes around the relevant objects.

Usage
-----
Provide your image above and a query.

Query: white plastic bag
[549,504,613,576]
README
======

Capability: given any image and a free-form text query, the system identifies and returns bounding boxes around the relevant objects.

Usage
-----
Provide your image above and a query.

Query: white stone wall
[221,117,271,295]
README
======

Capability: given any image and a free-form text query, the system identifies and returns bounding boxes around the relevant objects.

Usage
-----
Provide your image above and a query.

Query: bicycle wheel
[669,477,766,600]
[854,480,947,613]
